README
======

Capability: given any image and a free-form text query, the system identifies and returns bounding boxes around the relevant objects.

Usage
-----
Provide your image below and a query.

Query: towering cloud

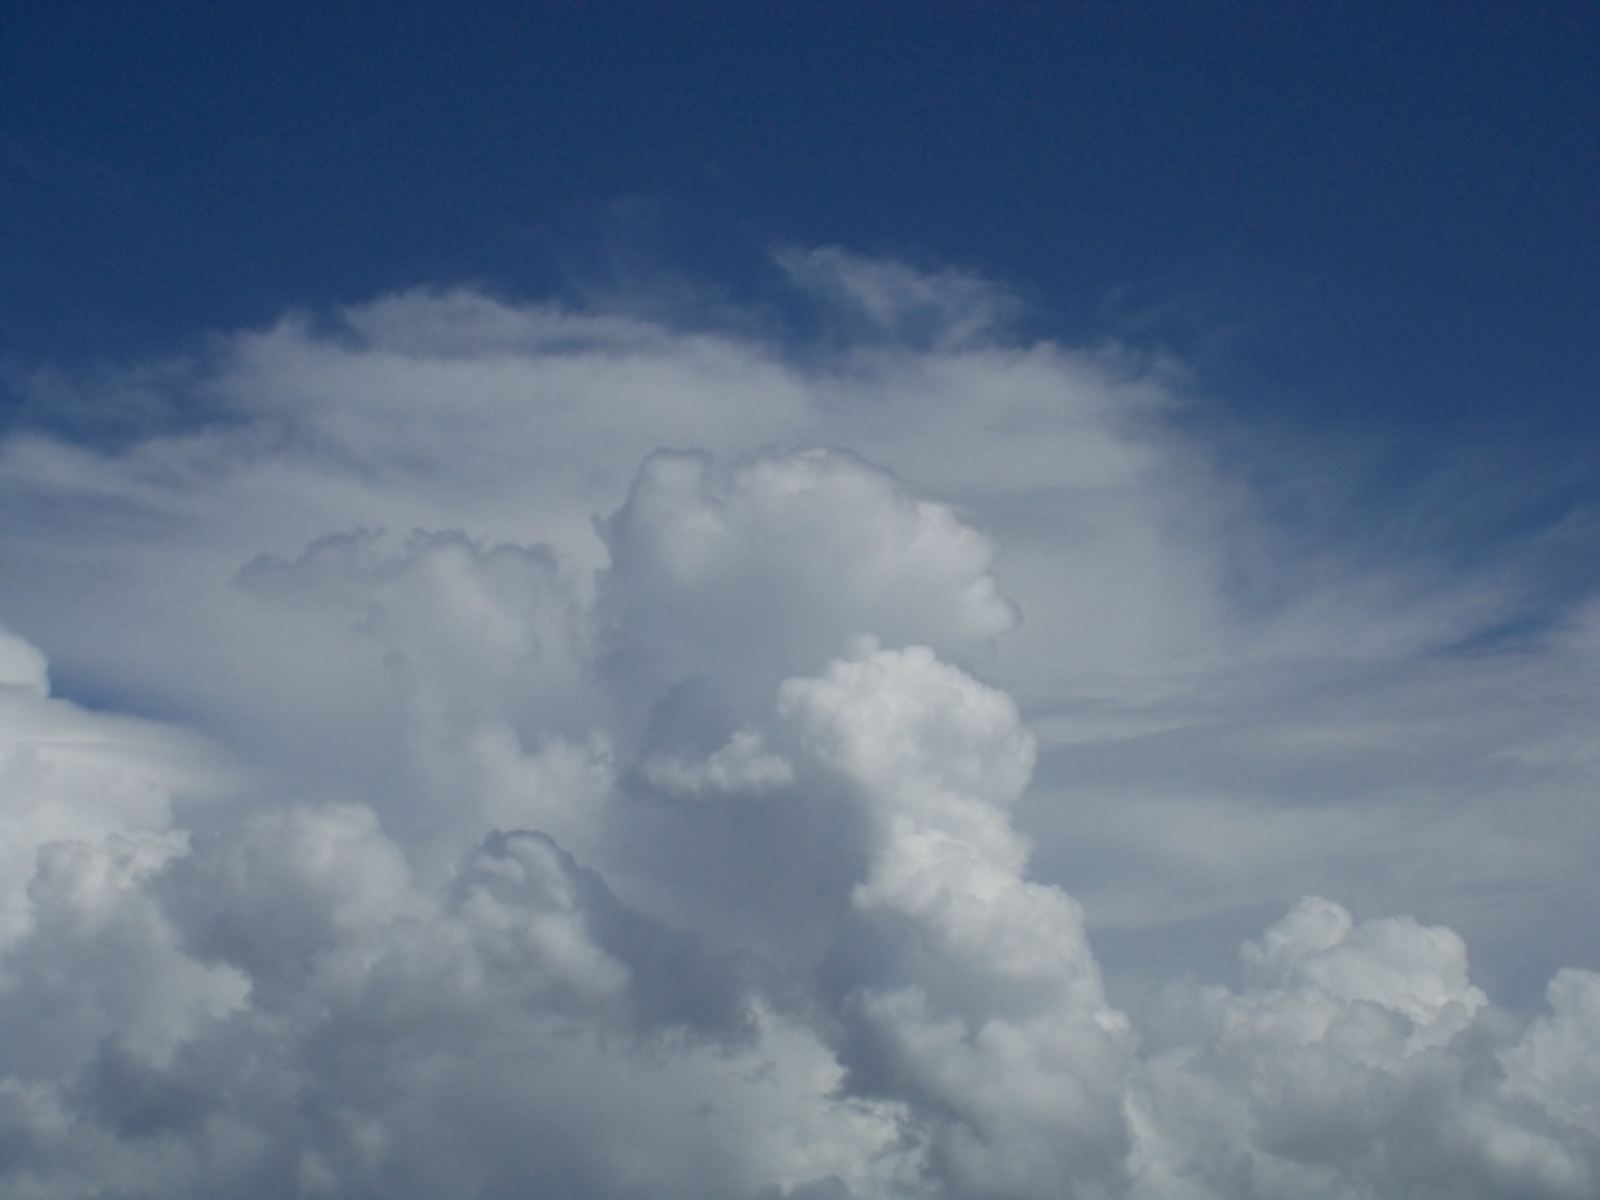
[0,253,1597,1196]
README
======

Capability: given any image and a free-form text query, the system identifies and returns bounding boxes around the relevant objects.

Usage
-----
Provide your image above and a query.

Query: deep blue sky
[3,1,1596,435]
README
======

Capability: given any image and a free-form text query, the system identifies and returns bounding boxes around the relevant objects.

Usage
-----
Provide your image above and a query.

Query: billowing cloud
[601,447,1016,729]
[783,646,1131,1196]
[1129,900,1600,1198]
[0,251,1597,1196]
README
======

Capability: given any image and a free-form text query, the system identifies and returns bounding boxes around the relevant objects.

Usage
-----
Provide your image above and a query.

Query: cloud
[0,252,1596,1195]
[782,646,1131,1196]
[642,730,794,797]
[600,447,1016,725]
[1129,900,1600,1198]
[0,624,226,949]
[775,246,1022,350]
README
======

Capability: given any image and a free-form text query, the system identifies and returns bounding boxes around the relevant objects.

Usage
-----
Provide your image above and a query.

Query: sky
[1,3,1600,1198]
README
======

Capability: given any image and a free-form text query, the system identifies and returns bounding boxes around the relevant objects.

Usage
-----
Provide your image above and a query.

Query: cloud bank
[0,252,1598,1197]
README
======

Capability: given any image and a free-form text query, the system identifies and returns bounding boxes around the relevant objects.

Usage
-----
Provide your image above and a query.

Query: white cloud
[0,625,48,692]
[776,246,1022,350]
[783,645,1131,1197]
[0,253,1596,1195]
[1129,900,1599,1198]
[599,447,1017,725]
[1503,969,1600,1133]
[0,628,227,949]
[642,730,795,797]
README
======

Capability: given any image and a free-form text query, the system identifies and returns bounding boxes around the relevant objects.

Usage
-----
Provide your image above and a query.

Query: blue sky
[5,2,1596,432]
[3,6,1600,1199]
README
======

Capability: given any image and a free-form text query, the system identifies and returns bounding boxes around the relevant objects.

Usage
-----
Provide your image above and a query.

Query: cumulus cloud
[0,252,1596,1196]
[0,625,226,949]
[642,730,794,798]
[1129,900,1600,1198]
[600,447,1016,725]
[783,646,1132,1197]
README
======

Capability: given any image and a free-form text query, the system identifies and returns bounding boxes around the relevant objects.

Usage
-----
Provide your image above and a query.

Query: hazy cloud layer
[0,252,1597,1196]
